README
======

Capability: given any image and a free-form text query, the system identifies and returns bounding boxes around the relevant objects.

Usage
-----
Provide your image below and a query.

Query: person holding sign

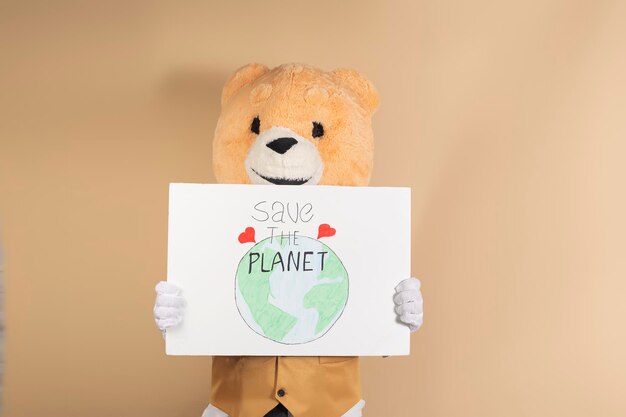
[153,64,424,417]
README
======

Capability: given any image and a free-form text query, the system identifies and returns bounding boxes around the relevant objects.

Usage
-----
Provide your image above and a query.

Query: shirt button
[277,389,286,397]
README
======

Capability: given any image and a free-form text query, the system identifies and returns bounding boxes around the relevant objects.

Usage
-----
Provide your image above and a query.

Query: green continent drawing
[235,236,348,344]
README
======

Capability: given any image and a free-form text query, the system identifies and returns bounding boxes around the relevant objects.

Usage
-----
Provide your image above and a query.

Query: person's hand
[153,281,185,332]
[393,277,423,332]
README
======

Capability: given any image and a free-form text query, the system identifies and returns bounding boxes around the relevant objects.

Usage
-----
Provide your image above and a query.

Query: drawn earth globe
[235,236,349,344]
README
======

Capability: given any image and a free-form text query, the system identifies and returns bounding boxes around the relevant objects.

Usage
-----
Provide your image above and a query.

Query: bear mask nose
[266,137,298,154]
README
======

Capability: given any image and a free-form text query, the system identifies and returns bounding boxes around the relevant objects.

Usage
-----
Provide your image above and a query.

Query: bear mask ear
[222,63,270,106]
[332,68,380,114]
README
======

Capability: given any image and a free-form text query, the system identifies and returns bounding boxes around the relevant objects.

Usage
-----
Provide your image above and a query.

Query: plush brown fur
[212,63,379,186]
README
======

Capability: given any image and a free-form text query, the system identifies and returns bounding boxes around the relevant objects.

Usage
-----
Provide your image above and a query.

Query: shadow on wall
[156,67,233,183]
[159,67,230,107]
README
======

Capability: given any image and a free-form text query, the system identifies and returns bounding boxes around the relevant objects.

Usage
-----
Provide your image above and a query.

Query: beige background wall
[1,1,625,416]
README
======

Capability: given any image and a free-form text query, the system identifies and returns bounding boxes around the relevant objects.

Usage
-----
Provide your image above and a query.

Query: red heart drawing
[317,223,336,239]
[238,227,256,244]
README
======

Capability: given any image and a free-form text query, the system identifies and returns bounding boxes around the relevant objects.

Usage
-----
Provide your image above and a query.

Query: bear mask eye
[251,116,260,134]
[312,121,324,138]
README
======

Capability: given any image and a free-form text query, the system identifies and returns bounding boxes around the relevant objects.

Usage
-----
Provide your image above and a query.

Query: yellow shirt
[210,356,361,417]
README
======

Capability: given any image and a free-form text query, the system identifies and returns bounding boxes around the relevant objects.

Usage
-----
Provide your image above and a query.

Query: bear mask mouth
[245,126,323,186]
[251,168,311,186]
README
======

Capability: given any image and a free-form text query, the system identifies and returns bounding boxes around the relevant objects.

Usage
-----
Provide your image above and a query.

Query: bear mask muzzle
[245,126,324,186]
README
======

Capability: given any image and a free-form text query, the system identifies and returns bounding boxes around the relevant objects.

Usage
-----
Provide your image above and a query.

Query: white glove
[393,277,424,332]
[154,281,185,332]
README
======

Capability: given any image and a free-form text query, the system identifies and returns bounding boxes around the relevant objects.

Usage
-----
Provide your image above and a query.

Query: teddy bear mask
[213,63,380,187]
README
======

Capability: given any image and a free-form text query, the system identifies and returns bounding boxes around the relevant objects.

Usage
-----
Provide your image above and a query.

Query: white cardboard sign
[166,183,411,356]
